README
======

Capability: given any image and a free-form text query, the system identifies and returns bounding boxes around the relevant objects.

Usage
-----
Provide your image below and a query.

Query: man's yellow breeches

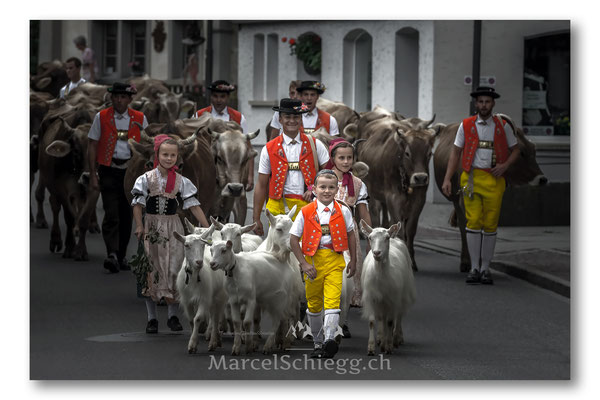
[460,169,506,233]
[303,249,346,313]
[266,197,307,220]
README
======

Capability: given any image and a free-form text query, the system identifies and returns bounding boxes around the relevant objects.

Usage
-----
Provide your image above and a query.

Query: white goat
[195,217,263,337]
[359,220,416,356]
[257,207,305,345]
[174,226,227,354]
[207,239,298,355]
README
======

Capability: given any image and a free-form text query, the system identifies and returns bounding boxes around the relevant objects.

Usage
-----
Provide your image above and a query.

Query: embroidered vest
[336,174,363,208]
[300,108,331,134]
[461,115,510,172]
[301,200,348,256]
[196,106,242,125]
[265,133,317,200]
[96,107,144,166]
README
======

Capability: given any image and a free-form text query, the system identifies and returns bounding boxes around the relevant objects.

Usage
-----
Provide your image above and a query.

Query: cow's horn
[418,114,436,130]
[178,128,199,147]
[495,113,517,134]
[133,121,154,143]
[59,117,74,133]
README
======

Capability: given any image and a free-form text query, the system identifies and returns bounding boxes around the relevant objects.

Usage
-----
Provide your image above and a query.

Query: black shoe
[322,339,339,359]
[103,254,119,273]
[342,324,351,338]
[480,270,494,285]
[119,257,131,271]
[167,316,183,331]
[466,269,481,284]
[310,346,324,359]
[146,318,158,334]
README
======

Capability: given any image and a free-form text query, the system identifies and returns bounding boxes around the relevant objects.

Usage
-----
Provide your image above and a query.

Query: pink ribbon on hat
[324,137,355,197]
[153,134,178,193]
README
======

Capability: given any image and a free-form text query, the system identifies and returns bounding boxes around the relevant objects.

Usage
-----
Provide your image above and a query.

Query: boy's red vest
[461,115,510,172]
[96,107,144,166]
[196,106,242,125]
[265,133,317,200]
[300,108,331,134]
[301,200,348,256]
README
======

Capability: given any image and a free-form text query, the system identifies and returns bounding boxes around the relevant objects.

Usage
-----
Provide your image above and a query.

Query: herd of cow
[30,60,548,354]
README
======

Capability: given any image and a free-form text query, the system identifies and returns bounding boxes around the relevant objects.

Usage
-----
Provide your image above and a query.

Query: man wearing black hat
[269,81,339,137]
[88,82,148,273]
[196,80,255,191]
[253,98,330,236]
[441,87,520,285]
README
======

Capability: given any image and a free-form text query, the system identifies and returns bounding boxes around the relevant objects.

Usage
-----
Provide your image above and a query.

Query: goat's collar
[226,259,236,278]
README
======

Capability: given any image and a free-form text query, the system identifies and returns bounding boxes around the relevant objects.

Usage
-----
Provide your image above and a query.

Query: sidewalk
[415,202,571,297]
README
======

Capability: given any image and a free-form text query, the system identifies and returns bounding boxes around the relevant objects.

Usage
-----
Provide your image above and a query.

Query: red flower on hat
[289,38,296,45]
[282,37,287,42]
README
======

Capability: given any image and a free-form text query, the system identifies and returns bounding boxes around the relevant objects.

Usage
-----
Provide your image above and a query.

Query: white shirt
[290,200,354,249]
[270,108,339,136]
[337,178,369,206]
[258,133,330,196]
[59,78,86,99]
[131,168,201,209]
[88,109,149,166]
[454,115,518,169]
[209,106,248,134]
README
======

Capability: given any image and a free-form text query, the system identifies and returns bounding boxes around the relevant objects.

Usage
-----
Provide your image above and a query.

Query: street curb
[414,241,570,298]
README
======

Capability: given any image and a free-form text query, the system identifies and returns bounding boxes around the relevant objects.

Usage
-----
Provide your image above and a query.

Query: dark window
[523,31,570,136]
[104,21,118,74]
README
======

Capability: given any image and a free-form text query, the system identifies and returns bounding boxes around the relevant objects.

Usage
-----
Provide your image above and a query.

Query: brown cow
[432,114,547,272]
[316,98,361,139]
[128,75,195,123]
[30,60,69,97]
[126,122,217,226]
[33,100,100,230]
[38,119,99,260]
[206,117,260,224]
[357,113,444,271]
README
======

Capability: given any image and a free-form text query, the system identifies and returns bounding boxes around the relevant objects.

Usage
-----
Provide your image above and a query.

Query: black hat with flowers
[470,86,500,99]
[107,82,137,95]
[296,80,326,94]
[272,98,309,114]
[208,80,236,93]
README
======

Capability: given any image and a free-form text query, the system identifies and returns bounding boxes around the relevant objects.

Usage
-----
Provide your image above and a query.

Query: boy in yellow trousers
[290,169,357,359]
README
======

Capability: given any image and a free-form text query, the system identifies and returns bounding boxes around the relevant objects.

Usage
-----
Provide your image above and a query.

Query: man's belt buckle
[117,130,129,141]
[321,224,330,235]
[288,162,300,170]
[478,140,494,149]
[303,128,315,134]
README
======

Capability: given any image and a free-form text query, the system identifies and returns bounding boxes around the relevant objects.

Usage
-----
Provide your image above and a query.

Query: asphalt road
[30,196,570,380]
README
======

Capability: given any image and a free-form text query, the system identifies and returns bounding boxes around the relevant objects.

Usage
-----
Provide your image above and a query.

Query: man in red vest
[253,98,330,236]
[195,80,255,191]
[441,87,520,285]
[290,169,357,359]
[269,80,339,138]
[88,82,148,273]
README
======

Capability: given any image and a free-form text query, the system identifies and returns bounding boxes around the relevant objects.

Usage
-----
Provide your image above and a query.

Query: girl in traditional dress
[131,135,209,334]
[325,138,373,336]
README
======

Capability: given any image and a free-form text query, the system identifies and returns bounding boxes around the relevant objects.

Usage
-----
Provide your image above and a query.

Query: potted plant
[284,33,322,75]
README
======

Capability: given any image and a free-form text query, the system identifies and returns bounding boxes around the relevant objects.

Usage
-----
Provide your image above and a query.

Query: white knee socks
[324,309,341,341]
[481,232,497,272]
[145,298,157,321]
[466,229,482,271]
[168,303,179,319]
[306,309,324,346]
